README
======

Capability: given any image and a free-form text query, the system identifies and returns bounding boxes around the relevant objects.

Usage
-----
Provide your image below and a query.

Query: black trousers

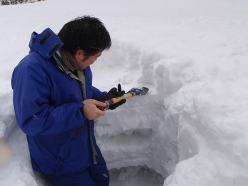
[44,163,109,186]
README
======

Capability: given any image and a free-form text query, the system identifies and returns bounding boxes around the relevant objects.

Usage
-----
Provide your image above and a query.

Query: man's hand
[93,84,126,110]
[82,99,106,120]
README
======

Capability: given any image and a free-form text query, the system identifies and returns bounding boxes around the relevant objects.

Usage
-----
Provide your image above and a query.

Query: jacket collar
[53,50,79,77]
[29,28,64,60]
[53,51,68,74]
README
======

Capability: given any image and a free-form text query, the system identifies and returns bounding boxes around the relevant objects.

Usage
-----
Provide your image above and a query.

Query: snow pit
[93,43,180,184]
[93,41,179,184]
[109,166,164,186]
[95,99,178,185]
[95,97,179,182]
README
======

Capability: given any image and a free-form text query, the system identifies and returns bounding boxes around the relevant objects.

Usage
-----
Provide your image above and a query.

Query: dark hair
[58,16,111,56]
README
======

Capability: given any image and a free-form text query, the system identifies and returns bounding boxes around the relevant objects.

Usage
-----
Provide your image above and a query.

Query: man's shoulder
[15,51,56,75]
[18,52,45,67]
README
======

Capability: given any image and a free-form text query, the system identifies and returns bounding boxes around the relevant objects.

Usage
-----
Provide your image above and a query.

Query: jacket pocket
[57,132,74,164]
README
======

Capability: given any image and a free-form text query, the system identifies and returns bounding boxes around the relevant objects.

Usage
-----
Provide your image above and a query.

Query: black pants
[44,163,109,186]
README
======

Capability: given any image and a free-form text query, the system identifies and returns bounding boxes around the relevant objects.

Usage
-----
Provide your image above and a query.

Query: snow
[0,0,248,185]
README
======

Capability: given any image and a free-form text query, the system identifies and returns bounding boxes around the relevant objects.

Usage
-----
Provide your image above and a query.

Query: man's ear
[74,49,84,60]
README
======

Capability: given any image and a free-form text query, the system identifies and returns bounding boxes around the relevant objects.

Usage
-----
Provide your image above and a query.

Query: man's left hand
[94,84,126,110]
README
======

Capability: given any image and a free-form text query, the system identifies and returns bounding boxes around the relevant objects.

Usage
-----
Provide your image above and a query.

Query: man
[11,16,125,186]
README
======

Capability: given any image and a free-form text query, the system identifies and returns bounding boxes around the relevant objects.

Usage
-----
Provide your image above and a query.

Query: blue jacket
[11,28,106,175]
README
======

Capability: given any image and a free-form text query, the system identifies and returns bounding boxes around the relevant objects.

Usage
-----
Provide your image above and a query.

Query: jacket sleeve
[92,86,107,98]
[12,63,85,136]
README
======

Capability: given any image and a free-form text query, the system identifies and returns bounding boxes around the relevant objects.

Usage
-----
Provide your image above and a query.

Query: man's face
[75,50,102,69]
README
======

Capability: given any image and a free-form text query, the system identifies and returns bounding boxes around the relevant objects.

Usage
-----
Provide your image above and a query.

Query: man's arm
[12,64,85,136]
[92,86,107,98]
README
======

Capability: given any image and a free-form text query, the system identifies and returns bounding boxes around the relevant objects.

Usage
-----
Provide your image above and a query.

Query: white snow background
[0,0,248,185]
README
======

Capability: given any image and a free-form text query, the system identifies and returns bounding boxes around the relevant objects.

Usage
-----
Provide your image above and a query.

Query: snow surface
[1,0,248,185]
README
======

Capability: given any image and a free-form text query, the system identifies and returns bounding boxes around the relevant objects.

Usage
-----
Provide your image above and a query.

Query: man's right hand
[82,99,106,120]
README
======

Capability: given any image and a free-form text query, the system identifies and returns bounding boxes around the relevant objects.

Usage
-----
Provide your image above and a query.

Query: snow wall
[93,39,248,186]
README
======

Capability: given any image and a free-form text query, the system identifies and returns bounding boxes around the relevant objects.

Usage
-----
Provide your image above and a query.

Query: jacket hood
[29,28,64,60]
